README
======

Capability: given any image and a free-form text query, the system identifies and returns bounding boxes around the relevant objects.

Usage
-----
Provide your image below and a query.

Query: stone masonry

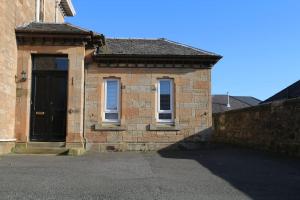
[0,0,65,154]
[1,0,220,154]
[213,98,300,157]
[84,65,212,151]
[15,45,86,147]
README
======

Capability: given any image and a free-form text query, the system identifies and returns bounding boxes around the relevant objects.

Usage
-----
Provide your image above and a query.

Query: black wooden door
[30,71,68,142]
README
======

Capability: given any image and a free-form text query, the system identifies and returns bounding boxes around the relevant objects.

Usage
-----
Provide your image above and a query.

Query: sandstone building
[0,0,221,154]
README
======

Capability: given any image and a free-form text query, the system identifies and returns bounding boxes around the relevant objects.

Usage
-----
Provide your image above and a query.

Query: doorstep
[12,142,85,156]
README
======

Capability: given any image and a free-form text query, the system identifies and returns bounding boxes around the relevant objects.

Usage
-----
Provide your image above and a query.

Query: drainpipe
[35,0,40,22]
[82,67,87,149]
[55,0,60,23]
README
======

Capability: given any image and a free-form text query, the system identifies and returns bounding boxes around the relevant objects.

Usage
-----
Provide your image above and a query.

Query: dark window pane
[159,113,172,120]
[160,80,171,110]
[105,113,119,120]
[160,95,170,110]
[33,56,68,71]
[106,80,118,110]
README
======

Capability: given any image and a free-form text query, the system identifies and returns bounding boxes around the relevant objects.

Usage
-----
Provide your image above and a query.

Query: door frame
[29,54,69,142]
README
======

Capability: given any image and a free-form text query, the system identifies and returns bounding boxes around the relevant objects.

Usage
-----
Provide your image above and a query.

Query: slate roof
[15,23,221,62]
[261,80,300,104]
[213,95,261,113]
[16,22,92,35]
[104,38,221,57]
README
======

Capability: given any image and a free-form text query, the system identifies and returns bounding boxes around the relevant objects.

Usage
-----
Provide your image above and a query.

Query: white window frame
[157,79,174,123]
[103,79,120,123]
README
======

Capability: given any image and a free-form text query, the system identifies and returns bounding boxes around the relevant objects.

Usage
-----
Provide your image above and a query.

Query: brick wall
[213,98,300,157]
[84,65,212,151]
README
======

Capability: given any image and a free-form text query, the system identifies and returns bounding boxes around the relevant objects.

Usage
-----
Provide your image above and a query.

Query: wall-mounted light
[15,70,27,83]
[21,70,27,82]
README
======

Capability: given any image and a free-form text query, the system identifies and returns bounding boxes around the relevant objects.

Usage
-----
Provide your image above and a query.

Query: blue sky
[66,0,300,100]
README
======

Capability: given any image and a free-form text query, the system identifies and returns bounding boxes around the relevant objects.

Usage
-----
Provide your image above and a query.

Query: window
[33,56,68,71]
[157,79,174,123]
[103,79,120,123]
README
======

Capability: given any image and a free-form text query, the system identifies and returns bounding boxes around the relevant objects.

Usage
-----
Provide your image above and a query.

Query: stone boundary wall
[213,98,300,157]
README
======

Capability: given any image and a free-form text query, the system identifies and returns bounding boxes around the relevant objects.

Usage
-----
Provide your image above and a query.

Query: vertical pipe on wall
[55,0,61,23]
[55,0,58,23]
[35,0,40,22]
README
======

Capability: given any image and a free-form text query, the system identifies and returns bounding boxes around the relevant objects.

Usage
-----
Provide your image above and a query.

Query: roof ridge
[162,38,221,56]
[106,37,160,41]
[15,22,93,34]
[64,23,92,33]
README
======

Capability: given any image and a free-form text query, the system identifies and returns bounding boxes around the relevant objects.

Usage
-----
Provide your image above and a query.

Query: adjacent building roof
[261,80,300,104]
[104,38,220,56]
[213,95,261,113]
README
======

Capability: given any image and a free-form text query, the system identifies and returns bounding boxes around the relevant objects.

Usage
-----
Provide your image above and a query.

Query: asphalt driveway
[0,147,300,200]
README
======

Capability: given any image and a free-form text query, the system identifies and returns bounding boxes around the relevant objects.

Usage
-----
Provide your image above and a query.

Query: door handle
[36,112,45,116]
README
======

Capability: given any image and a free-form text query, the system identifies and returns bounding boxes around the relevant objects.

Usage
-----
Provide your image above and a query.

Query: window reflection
[33,56,68,71]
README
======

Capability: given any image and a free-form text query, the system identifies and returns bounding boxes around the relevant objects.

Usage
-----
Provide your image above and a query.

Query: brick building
[0,0,221,154]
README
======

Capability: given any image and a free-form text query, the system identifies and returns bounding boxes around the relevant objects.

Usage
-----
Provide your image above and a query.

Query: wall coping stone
[213,97,300,116]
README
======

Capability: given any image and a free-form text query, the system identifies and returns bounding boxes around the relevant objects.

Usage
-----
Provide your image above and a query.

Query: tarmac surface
[1,146,300,200]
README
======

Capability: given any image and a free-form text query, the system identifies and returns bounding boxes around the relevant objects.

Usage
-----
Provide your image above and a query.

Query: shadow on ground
[158,133,300,200]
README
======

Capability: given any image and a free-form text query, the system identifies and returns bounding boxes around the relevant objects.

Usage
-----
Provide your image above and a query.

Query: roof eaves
[60,0,76,16]
[93,54,220,68]
[94,53,221,60]
[15,29,91,36]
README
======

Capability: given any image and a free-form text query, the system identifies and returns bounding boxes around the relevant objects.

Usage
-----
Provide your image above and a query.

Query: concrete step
[13,147,69,155]
[27,142,66,148]
[12,143,86,155]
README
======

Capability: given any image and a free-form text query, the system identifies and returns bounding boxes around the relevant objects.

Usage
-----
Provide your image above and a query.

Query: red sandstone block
[125,108,139,118]
[193,81,209,89]
[66,133,83,143]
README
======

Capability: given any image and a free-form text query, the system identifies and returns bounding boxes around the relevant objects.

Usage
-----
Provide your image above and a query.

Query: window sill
[148,123,181,131]
[93,123,126,131]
